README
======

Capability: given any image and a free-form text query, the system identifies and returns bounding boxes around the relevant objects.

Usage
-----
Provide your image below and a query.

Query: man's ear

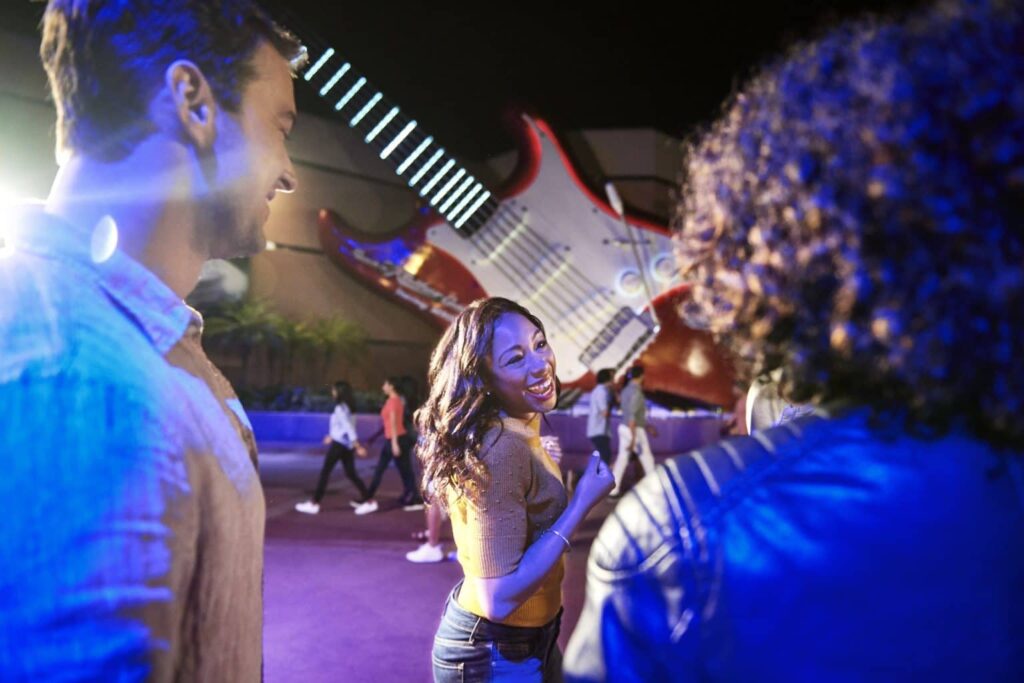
[165,60,217,150]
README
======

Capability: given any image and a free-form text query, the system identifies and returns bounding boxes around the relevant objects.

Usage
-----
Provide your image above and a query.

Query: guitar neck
[278,10,498,235]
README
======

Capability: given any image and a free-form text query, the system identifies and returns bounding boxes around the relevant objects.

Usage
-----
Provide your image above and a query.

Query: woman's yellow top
[449,415,568,627]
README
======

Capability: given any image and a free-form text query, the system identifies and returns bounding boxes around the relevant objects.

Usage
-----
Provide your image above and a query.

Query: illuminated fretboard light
[446,183,483,224]
[454,191,491,229]
[380,121,417,160]
[319,63,351,96]
[304,48,335,81]
[350,92,382,127]
[439,176,475,214]
[396,136,432,173]
[366,107,400,143]
[409,150,445,186]
[335,77,366,111]
[431,169,466,206]
[420,159,455,196]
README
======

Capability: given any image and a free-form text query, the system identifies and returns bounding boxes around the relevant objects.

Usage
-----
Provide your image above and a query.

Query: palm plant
[202,299,285,388]
[310,316,368,382]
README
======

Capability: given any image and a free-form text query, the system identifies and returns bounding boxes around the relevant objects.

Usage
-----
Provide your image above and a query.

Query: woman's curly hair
[415,298,549,507]
[675,0,1024,448]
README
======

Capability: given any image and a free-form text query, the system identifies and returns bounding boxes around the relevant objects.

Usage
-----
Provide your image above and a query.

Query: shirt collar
[13,207,194,354]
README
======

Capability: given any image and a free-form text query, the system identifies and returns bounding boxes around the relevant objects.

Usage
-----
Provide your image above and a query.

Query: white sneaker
[295,501,320,515]
[403,502,425,512]
[406,543,445,563]
[354,500,378,516]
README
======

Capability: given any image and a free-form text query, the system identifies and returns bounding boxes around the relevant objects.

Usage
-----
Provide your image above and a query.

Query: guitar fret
[439,176,475,214]
[409,149,445,186]
[396,136,432,173]
[420,159,455,195]
[455,190,492,229]
[304,48,335,81]
[319,63,351,96]
[430,168,466,206]
[335,77,366,111]
[350,92,382,126]
[381,121,418,160]
[365,106,399,143]
[446,183,482,223]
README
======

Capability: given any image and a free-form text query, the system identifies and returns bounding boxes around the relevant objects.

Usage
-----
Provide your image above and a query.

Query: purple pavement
[259,447,637,683]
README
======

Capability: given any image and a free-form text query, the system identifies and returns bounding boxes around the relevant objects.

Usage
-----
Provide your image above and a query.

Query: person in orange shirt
[416,297,614,682]
[354,377,420,515]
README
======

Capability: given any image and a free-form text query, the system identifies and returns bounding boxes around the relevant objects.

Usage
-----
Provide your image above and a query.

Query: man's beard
[195,187,265,260]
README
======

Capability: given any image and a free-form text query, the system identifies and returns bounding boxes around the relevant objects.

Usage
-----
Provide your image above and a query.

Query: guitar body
[318,116,735,407]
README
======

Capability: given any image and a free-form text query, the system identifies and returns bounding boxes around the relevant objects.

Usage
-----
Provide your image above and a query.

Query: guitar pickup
[579,307,658,374]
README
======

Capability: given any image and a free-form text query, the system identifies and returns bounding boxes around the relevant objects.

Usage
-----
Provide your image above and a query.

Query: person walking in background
[406,497,450,563]
[354,377,419,515]
[295,381,369,514]
[416,297,614,682]
[586,368,615,465]
[610,366,656,496]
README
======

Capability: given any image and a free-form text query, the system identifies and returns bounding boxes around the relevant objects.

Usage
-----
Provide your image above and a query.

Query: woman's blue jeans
[432,583,563,682]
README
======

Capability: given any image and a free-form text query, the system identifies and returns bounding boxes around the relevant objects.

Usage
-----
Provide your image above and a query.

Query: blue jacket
[564,411,1024,682]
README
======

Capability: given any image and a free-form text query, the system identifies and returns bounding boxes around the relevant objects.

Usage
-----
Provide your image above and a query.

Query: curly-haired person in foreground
[417,297,614,682]
[564,1,1024,680]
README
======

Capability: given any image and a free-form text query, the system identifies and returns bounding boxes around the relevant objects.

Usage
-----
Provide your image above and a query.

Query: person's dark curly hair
[40,0,306,161]
[675,0,1024,448]
[415,297,552,507]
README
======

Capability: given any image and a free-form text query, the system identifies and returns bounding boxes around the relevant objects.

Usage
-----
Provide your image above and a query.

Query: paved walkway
[260,445,645,683]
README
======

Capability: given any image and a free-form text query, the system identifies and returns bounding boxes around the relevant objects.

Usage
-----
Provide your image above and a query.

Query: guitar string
[471,217,611,343]
[466,205,607,341]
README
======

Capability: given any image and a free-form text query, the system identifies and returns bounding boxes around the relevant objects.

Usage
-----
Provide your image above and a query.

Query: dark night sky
[278,0,923,161]
[3,1,924,161]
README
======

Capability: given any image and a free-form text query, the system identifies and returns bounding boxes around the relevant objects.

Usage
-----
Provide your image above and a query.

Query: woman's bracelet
[546,528,571,553]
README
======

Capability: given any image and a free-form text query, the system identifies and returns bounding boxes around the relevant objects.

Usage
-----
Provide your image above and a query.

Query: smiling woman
[415,297,614,682]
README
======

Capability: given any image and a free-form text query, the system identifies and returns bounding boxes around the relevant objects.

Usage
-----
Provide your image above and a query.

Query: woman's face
[486,313,557,419]
[382,380,393,396]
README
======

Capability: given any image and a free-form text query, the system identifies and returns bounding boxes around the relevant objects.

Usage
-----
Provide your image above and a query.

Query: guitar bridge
[579,307,659,375]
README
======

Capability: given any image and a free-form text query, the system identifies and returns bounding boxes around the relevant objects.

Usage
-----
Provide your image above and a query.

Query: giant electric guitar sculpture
[287,19,735,407]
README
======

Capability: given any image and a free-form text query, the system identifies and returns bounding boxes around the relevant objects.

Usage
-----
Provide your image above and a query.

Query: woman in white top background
[296,380,370,514]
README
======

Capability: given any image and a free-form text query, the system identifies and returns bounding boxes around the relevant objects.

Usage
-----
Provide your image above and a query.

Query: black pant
[366,433,419,502]
[589,435,612,465]
[313,441,369,503]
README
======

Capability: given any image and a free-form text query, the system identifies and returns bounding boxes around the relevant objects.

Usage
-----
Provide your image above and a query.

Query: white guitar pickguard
[426,117,677,381]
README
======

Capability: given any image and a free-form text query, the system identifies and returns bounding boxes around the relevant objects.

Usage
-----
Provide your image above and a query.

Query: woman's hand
[391,437,400,454]
[354,443,368,458]
[322,435,332,446]
[540,435,562,465]
[571,451,615,513]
